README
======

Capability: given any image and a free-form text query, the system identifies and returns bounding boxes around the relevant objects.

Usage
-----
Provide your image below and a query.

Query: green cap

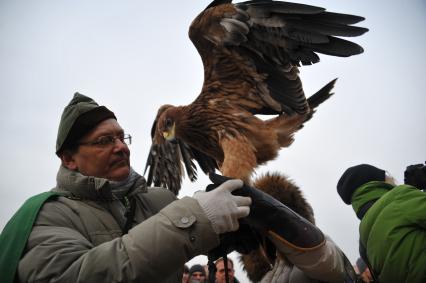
[56,92,116,155]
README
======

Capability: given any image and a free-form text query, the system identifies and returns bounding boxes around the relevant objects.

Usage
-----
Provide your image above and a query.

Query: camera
[404,162,426,191]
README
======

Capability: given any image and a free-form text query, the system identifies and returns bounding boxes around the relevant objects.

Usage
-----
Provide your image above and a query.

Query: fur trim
[241,172,315,282]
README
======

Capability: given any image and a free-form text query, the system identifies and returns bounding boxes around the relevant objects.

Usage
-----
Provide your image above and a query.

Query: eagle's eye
[165,118,173,129]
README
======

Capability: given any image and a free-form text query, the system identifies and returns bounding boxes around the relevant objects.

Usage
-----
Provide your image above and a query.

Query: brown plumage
[144,0,368,193]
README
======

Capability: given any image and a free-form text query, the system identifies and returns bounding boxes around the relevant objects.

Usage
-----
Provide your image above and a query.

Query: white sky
[1,1,425,282]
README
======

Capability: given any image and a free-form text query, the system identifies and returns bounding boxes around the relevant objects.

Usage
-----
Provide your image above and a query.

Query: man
[188,264,207,283]
[0,93,252,283]
[215,257,239,283]
[182,265,190,283]
[337,163,426,282]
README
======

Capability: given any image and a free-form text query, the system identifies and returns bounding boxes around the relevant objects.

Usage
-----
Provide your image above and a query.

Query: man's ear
[60,150,78,170]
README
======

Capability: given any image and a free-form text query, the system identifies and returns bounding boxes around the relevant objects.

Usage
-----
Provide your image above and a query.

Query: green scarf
[0,192,59,283]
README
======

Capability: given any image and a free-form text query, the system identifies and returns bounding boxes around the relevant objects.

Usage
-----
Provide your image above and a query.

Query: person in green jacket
[337,163,426,283]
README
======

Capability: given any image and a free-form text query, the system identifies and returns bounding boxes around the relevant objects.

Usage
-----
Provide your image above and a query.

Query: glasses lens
[98,136,115,145]
[123,134,132,145]
[79,134,131,146]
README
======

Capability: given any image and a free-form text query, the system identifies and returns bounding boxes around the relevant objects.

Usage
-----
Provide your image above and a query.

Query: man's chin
[109,166,131,182]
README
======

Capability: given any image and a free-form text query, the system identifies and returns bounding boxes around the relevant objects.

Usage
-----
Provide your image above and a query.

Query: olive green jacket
[17,166,219,282]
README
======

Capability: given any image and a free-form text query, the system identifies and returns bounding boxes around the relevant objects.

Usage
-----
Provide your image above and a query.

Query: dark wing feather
[144,107,218,194]
[189,0,367,115]
[189,146,218,175]
[144,142,183,195]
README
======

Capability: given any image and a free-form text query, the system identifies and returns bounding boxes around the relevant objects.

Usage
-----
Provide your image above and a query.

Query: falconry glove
[204,181,261,283]
[193,179,251,234]
[209,173,325,253]
[207,217,261,261]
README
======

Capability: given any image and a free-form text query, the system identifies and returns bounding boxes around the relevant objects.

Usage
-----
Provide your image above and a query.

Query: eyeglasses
[78,134,132,147]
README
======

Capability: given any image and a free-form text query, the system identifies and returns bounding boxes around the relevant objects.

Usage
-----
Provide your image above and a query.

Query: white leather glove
[193,179,251,234]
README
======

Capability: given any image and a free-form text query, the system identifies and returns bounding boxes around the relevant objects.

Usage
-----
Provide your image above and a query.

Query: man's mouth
[111,158,129,167]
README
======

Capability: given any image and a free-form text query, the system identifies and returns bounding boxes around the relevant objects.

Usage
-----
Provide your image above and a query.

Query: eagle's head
[157,106,181,142]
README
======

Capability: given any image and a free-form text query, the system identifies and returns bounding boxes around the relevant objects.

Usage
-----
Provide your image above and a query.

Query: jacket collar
[351,181,393,217]
[54,165,147,201]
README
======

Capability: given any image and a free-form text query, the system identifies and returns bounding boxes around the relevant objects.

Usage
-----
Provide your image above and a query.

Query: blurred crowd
[182,257,240,283]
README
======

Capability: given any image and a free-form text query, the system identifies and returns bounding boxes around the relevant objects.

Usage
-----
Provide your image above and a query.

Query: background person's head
[404,162,426,191]
[188,264,206,283]
[337,163,396,219]
[56,93,131,181]
[215,257,235,283]
[337,164,387,205]
[182,264,189,283]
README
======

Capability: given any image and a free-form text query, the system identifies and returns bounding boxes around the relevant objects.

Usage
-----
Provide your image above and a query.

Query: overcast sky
[1,0,425,282]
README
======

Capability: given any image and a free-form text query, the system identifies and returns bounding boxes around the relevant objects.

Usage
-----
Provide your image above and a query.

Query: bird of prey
[144,0,368,194]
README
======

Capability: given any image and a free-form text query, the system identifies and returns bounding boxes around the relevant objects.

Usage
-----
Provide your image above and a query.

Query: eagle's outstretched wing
[190,0,367,115]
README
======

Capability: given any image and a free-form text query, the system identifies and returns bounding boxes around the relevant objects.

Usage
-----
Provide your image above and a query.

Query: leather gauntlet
[208,173,325,253]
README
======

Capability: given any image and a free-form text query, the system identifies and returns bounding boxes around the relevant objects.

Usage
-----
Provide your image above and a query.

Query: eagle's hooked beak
[162,123,176,142]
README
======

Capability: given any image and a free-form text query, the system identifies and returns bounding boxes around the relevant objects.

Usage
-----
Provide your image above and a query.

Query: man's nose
[113,138,130,154]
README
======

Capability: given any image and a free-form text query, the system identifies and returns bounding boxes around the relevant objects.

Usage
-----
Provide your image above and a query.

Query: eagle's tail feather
[265,78,336,148]
[305,78,337,121]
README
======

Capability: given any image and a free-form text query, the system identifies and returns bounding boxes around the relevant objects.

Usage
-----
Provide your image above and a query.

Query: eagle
[144,0,368,194]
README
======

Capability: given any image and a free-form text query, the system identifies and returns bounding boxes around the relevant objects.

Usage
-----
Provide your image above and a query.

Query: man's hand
[193,179,252,234]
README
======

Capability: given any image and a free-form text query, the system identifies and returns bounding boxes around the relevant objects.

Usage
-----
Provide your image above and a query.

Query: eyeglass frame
[77,134,132,147]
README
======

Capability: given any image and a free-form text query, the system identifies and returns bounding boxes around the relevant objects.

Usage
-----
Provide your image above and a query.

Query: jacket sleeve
[398,185,426,229]
[18,196,219,283]
[269,234,347,283]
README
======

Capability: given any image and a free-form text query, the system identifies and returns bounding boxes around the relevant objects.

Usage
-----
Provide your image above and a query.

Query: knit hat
[337,164,386,204]
[56,92,116,155]
[189,264,206,277]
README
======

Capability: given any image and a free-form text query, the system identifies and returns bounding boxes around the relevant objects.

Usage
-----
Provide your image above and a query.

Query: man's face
[182,271,189,283]
[189,271,205,283]
[215,260,234,283]
[62,119,131,181]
